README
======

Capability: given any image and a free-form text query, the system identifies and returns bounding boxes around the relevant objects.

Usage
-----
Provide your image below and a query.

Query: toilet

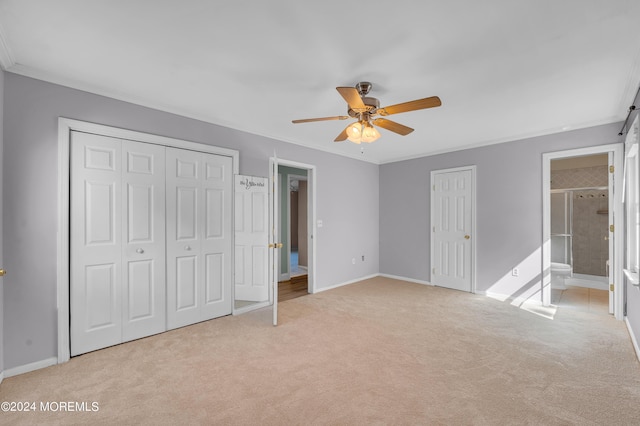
[550,262,571,290]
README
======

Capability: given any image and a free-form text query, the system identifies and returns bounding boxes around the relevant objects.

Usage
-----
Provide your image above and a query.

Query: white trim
[5,357,57,378]
[6,64,379,165]
[429,165,477,294]
[378,120,622,165]
[625,317,640,363]
[314,274,380,293]
[542,143,624,319]
[378,273,433,286]
[57,118,240,364]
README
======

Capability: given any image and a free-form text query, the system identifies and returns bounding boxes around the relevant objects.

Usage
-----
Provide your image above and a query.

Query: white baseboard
[5,357,58,378]
[314,273,379,293]
[625,317,640,363]
[0,370,4,384]
[378,273,433,286]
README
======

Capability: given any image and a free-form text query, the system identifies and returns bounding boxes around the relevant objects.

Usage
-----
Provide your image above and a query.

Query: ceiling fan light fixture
[361,122,380,143]
[346,121,364,143]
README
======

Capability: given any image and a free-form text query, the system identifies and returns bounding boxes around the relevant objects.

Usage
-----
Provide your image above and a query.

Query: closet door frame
[57,118,239,364]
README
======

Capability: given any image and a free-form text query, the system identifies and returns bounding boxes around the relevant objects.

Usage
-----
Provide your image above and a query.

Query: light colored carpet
[1,277,639,425]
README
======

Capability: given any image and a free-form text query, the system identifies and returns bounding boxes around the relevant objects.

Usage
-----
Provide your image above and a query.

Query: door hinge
[610,224,614,232]
[433,185,435,191]
[609,165,614,173]
[432,267,436,275]
[610,283,614,292]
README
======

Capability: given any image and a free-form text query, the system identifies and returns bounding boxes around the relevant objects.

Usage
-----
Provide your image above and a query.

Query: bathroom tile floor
[551,285,609,315]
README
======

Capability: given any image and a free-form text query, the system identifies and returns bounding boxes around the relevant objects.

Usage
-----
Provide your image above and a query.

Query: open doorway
[288,174,308,279]
[277,166,311,302]
[542,144,624,319]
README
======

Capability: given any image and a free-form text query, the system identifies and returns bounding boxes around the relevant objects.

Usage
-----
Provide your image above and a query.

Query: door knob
[269,243,284,249]
[184,245,192,251]
[136,248,144,254]
[0,269,5,276]
[464,235,470,240]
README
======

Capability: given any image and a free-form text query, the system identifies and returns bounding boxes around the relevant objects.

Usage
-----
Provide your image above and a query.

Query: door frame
[57,118,239,363]
[269,157,316,325]
[541,143,624,319]
[429,165,477,293]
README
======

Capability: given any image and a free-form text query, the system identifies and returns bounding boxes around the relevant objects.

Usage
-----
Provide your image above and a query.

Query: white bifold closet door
[71,132,233,355]
[71,132,166,356]
[166,148,232,330]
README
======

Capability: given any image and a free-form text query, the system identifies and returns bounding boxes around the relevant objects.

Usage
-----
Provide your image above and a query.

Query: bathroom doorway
[288,174,308,279]
[542,144,624,318]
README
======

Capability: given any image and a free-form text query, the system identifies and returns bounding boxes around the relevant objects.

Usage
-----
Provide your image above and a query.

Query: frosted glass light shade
[361,123,380,143]
[346,122,363,143]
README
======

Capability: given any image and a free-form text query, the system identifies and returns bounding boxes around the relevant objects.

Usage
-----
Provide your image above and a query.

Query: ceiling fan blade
[372,118,414,136]
[292,115,350,124]
[334,125,350,142]
[336,87,366,110]
[378,96,441,116]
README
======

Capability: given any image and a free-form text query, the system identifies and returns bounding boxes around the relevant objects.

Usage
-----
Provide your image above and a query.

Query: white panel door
[121,141,166,342]
[431,168,474,292]
[71,133,167,355]
[234,175,269,302]
[166,148,232,329]
[71,132,123,355]
[201,153,232,319]
[166,148,202,329]
[269,158,280,326]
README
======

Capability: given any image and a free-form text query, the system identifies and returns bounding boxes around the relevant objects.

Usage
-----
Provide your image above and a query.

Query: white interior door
[269,158,279,326]
[234,175,269,302]
[71,133,167,355]
[200,153,233,320]
[431,167,474,292]
[166,148,232,329]
[121,141,166,342]
[71,132,123,355]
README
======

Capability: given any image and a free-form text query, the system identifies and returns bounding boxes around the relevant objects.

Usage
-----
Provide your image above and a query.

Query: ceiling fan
[292,82,441,144]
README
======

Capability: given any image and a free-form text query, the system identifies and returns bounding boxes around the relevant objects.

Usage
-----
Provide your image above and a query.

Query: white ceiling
[1,0,639,164]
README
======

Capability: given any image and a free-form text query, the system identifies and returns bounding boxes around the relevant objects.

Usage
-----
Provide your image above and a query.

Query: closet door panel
[71,132,123,356]
[167,148,232,327]
[166,148,202,329]
[201,155,232,319]
[122,141,166,342]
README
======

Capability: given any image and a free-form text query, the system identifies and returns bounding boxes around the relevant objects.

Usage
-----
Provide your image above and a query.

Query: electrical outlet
[512,268,519,277]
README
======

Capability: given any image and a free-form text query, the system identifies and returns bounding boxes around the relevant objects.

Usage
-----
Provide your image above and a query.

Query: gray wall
[380,123,623,299]
[2,73,379,370]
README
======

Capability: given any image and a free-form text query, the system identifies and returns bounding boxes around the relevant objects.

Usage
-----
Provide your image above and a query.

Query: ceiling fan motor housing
[348,96,380,117]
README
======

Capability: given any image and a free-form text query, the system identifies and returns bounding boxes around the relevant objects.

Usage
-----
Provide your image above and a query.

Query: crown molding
[0,21,15,70]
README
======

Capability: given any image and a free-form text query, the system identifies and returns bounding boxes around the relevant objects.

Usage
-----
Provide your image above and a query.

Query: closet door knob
[464,235,470,240]
[136,248,144,254]
[185,245,191,251]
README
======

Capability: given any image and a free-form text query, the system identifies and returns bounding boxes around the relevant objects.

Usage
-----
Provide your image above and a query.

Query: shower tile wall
[551,165,608,277]
[550,165,608,189]
[572,190,608,276]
